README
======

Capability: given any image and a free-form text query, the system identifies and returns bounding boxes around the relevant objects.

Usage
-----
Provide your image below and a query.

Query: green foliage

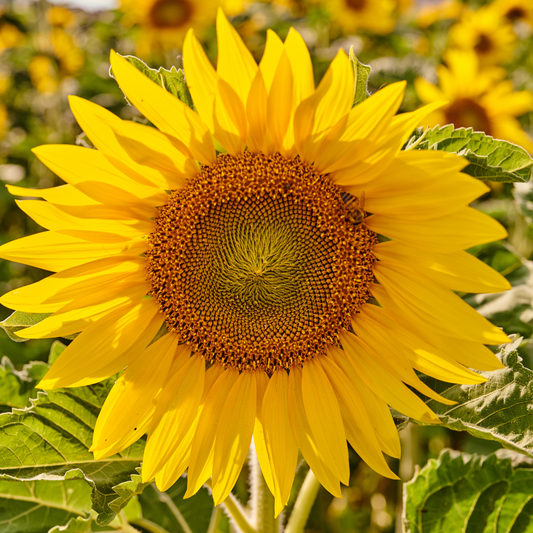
[0,478,92,533]
[0,311,52,342]
[349,47,371,107]
[138,481,216,533]
[111,55,195,109]
[0,356,47,412]
[420,337,533,458]
[0,374,144,526]
[403,450,533,533]
[408,125,533,182]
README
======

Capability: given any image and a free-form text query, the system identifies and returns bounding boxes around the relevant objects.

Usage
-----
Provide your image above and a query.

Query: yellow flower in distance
[327,0,397,35]
[0,11,511,515]
[415,50,533,153]
[120,0,241,55]
[492,0,533,27]
[448,5,516,65]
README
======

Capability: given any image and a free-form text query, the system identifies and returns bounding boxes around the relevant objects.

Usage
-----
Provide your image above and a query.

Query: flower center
[506,7,527,21]
[444,98,493,135]
[146,152,377,372]
[148,0,192,29]
[474,33,493,55]
[345,0,367,11]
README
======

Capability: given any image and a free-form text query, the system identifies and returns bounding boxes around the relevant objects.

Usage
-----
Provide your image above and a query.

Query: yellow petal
[91,333,178,457]
[374,242,511,294]
[38,298,164,388]
[267,50,293,155]
[17,283,148,339]
[262,369,298,516]
[287,366,342,498]
[246,69,269,153]
[16,200,151,241]
[301,358,350,485]
[374,263,510,345]
[316,82,406,173]
[155,418,198,491]
[335,334,441,424]
[185,368,239,497]
[366,207,508,254]
[32,145,168,207]
[0,256,145,312]
[319,355,398,479]
[259,30,284,92]
[212,371,257,505]
[252,371,276,497]
[0,231,146,272]
[296,50,353,164]
[183,29,219,133]
[7,184,98,206]
[69,96,194,189]
[216,9,257,106]
[284,28,314,106]
[109,51,215,166]
[326,346,401,459]
[141,351,205,481]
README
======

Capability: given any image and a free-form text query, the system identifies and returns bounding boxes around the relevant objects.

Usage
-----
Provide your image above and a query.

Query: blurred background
[1,0,533,530]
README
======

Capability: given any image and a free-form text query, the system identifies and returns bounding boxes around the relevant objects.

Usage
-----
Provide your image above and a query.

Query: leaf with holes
[410,125,533,182]
[0,377,145,526]
[0,356,48,413]
[403,450,533,533]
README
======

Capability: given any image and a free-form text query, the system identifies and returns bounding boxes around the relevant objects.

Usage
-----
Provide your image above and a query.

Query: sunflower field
[1,0,533,532]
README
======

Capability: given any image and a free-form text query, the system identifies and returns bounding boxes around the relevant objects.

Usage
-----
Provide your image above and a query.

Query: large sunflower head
[492,0,533,26]
[415,49,533,153]
[448,6,516,65]
[0,10,511,515]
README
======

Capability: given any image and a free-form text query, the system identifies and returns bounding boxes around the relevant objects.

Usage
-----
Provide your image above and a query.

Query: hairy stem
[284,468,320,533]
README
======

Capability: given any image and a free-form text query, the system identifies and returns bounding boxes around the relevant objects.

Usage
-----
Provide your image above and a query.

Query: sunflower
[326,0,397,35]
[119,0,242,56]
[0,11,510,515]
[492,0,533,27]
[415,49,533,153]
[414,0,464,29]
[448,5,516,65]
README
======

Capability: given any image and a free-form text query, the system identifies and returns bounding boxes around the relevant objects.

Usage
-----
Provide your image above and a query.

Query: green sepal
[1,311,52,342]
[110,54,195,110]
[349,46,371,107]
[408,125,533,182]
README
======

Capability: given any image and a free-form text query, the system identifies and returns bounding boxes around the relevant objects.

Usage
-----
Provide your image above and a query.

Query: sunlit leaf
[408,125,533,182]
[419,337,533,458]
[349,47,371,107]
[0,378,144,526]
[403,450,533,532]
[0,311,51,342]
[0,478,91,533]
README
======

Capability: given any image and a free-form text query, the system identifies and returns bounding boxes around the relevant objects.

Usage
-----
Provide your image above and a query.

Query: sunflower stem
[221,492,256,533]
[284,468,321,533]
[249,443,278,533]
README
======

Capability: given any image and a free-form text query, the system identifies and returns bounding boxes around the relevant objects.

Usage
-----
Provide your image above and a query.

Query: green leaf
[419,336,533,458]
[138,481,215,533]
[0,311,51,342]
[0,379,144,526]
[111,55,195,109]
[403,450,533,533]
[0,478,92,533]
[412,125,533,182]
[349,47,371,107]
[48,341,66,365]
[0,356,48,413]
